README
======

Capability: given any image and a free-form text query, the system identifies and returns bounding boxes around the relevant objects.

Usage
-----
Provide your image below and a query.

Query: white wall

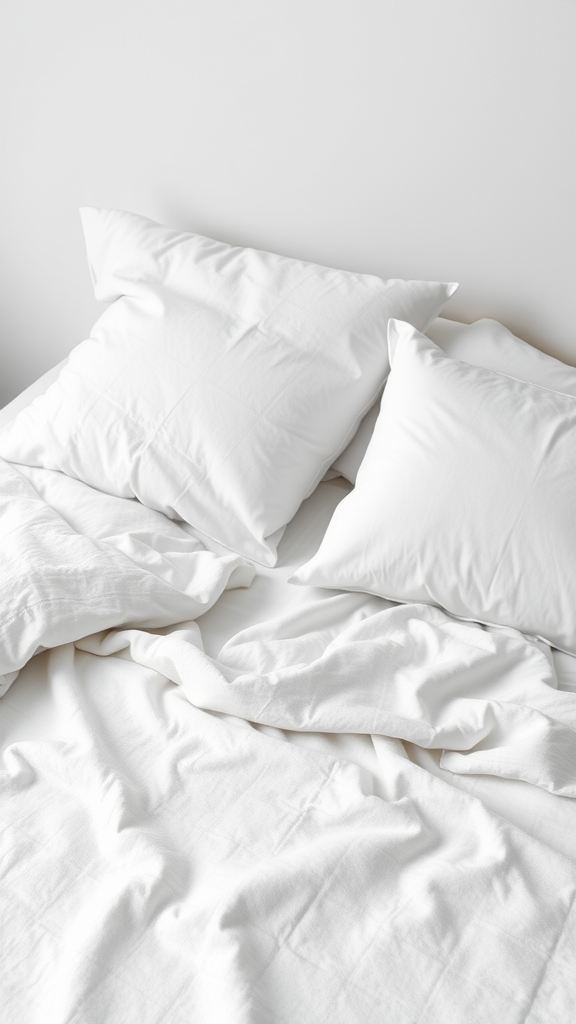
[1,0,575,406]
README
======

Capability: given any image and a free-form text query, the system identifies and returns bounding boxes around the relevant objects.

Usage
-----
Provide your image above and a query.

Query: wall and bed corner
[1,0,575,407]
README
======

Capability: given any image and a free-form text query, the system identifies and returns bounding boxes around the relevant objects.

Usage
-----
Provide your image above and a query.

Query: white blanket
[0,460,253,694]
[1,460,576,1022]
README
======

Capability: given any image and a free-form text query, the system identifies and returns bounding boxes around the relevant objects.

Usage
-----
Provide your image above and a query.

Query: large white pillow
[332,316,576,483]
[0,209,456,565]
[292,319,576,654]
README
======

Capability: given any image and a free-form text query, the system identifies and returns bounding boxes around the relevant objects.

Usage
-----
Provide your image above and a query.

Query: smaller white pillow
[332,316,576,483]
[292,319,576,654]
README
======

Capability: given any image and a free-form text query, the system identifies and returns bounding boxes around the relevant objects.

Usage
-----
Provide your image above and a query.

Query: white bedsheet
[1,463,576,1022]
[0,459,253,694]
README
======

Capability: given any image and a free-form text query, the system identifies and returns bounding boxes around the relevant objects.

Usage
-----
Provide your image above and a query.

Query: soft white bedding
[2,452,576,1021]
[0,460,252,695]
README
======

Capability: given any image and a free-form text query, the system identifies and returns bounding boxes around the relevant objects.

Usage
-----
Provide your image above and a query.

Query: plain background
[1,0,575,406]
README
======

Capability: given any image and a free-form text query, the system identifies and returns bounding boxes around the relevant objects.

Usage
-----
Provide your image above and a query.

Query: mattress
[2,319,576,1022]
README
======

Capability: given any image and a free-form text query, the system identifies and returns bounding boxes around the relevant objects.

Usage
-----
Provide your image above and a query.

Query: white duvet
[1,458,576,1023]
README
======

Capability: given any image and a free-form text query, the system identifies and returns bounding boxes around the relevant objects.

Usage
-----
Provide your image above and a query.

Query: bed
[1,209,575,1023]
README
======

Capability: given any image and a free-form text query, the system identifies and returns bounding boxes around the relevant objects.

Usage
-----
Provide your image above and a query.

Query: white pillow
[0,209,456,565]
[332,316,576,483]
[292,319,576,654]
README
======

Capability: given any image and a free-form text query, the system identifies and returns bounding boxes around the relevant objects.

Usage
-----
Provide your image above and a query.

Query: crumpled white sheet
[79,595,576,798]
[2,642,576,1024]
[2,462,576,1021]
[0,460,253,695]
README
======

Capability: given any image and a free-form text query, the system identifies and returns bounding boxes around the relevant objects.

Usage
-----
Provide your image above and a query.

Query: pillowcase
[292,319,576,654]
[332,316,576,483]
[0,208,456,565]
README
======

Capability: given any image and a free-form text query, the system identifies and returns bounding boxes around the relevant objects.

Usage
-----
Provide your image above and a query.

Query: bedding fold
[76,597,576,797]
[0,459,254,695]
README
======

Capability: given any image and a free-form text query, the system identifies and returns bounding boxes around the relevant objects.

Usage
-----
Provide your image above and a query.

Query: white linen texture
[0,207,456,564]
[0,459,253,696]
[293,319,576,654]
[2,463,576,1022]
